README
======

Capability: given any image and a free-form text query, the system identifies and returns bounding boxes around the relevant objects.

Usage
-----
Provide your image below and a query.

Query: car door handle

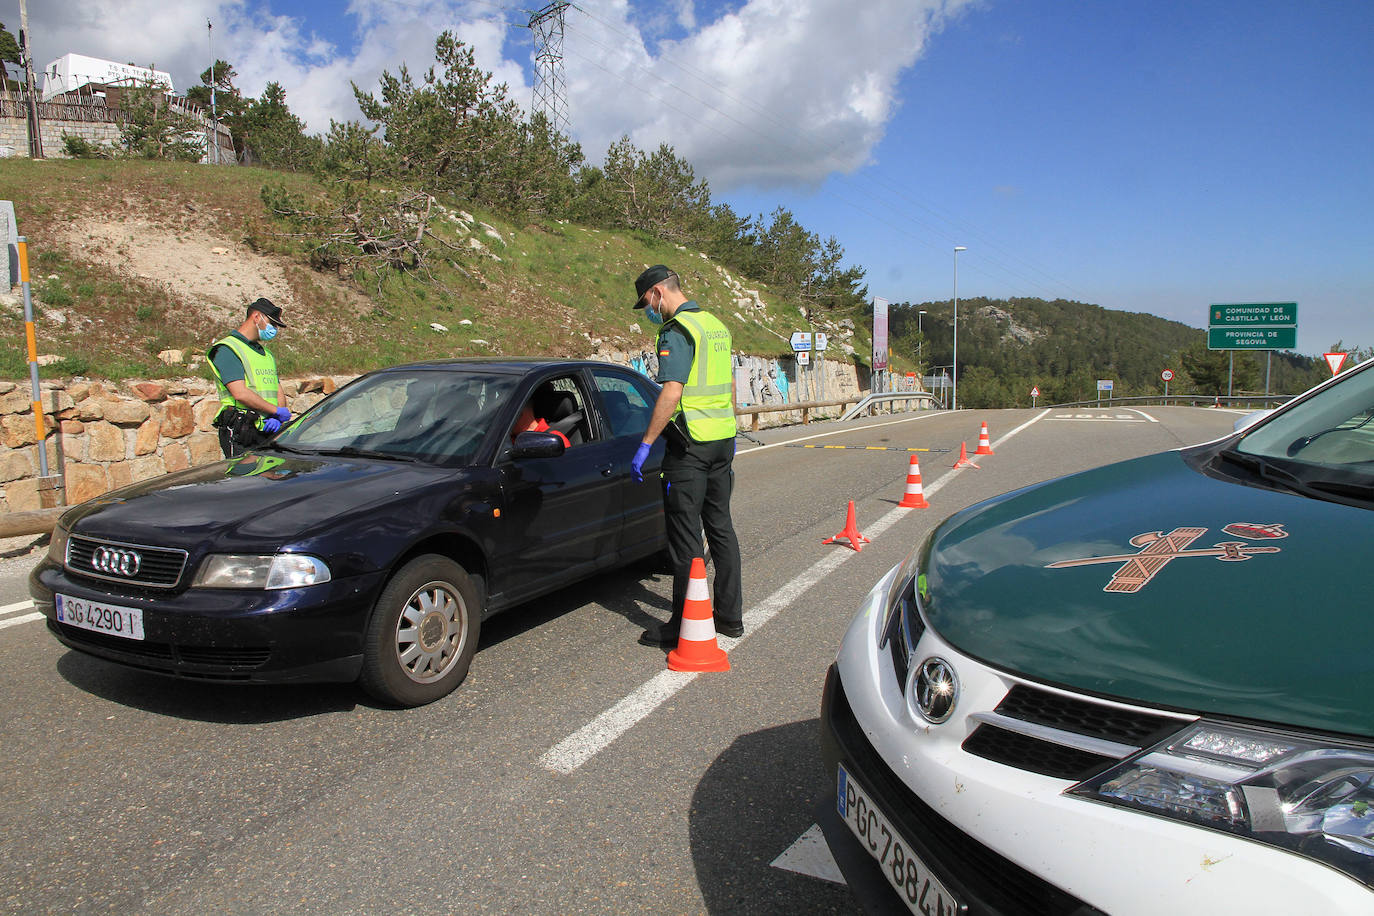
[597,463,614,477]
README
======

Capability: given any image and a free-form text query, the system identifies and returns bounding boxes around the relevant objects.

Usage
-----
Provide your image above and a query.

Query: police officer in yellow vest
[208,298,291,458]
[630,266,743,646]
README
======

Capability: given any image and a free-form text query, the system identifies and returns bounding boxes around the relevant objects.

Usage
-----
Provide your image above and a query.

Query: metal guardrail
[839,392,937,421]
[735,397,864,431]
[1046,394,1295,409]
[733,391,935,431]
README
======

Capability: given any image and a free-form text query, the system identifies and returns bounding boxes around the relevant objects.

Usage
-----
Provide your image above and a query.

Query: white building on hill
[40,53,174,102]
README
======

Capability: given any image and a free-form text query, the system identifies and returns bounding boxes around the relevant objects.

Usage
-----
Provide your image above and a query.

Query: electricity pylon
[529,2,571,136]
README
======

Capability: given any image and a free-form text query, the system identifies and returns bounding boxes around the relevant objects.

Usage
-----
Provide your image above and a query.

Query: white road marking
[1051,413,1146,422]
[770,823,845,884]
[0,613,42,630]
[1124,408,1159,423]
[540,410,1049,775]
[2,600,36,616]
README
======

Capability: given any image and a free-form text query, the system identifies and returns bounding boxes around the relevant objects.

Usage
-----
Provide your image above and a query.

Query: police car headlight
[1068,721,1374,886]
[193,554,331,589]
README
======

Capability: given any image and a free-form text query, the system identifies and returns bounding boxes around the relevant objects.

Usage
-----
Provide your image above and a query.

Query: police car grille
[67,536,188,589]
[962,686,1186,781]
[996,685,1179,746]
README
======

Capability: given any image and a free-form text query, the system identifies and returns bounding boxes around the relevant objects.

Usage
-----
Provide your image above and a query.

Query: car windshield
[276,369,517,464]
[1234,364,1374,482]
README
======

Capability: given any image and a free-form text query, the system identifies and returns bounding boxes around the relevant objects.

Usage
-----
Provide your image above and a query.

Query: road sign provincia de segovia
[1207,302,1297,350]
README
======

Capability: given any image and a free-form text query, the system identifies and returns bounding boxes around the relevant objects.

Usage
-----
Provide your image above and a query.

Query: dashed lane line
[539,410,1050,775]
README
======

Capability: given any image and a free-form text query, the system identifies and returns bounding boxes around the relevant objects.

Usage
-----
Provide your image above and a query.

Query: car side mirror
[510,430,566,459]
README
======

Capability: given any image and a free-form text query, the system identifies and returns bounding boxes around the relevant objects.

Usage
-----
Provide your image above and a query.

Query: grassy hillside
[0,158,861,383]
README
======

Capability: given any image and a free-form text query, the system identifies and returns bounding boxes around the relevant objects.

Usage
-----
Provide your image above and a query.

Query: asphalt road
[0,406,1242,915]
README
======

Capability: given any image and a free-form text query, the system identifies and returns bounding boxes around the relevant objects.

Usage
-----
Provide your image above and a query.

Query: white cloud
[24,0,969,193]
[560,0,972,190]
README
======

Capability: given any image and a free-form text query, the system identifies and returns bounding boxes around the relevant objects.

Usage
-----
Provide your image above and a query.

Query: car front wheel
[359,555,481,707]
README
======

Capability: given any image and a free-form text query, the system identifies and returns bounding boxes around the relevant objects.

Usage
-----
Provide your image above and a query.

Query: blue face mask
[259,321,279,341]
[645,305,663,325]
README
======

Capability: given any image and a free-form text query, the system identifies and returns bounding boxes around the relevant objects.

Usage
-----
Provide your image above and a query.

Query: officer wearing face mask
[208,297,292,458]
[630,265,744,646]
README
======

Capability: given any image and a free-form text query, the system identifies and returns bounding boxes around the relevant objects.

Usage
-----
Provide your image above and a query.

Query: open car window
[507,375,596,446]
[279,370,517,464]
[590,368,657,440]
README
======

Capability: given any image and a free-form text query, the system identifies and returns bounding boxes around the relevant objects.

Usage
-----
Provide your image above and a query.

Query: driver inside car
[511,401,571,448]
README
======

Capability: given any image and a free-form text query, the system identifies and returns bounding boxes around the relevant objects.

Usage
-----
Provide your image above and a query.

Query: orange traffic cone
[897,455,930,508]
[667,557,730,672]
[823,500,871,551]
[952,441,980,469]
[975,421,995,455]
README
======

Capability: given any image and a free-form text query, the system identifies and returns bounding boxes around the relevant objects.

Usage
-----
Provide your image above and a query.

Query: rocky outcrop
[0,375,351,513]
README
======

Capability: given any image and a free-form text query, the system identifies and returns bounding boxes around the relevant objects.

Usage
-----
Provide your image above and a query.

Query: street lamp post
[952,246,966,411]
[917,308,926,373]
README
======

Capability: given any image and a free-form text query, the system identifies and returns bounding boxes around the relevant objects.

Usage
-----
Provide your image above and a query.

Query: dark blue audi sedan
[30,359,667,706]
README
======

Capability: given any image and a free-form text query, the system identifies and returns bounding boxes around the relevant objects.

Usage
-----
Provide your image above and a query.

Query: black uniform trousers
[661,434,743,629]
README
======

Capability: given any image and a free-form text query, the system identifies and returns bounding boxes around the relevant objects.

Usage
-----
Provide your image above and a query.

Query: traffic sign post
[1030,385,1040,408]
[1324,352,1348,376]
[1096,379,1113,407]
[1208,302,1297,397]
[1161,368,1174,399]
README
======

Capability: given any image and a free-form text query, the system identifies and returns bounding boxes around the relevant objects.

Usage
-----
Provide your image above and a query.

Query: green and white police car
[820,359,1374,914]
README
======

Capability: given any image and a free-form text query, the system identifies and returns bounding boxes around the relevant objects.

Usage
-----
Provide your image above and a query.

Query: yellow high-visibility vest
[209,335,279,425]
[661,310,735,441]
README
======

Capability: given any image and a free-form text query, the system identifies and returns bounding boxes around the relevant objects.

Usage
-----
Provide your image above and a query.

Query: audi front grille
[66,535,189,589]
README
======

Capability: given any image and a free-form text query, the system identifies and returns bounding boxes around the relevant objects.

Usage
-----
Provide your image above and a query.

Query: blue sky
[31,0,1374,356]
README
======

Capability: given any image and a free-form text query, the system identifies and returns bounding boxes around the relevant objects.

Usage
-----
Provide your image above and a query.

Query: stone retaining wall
[0,375,350,514]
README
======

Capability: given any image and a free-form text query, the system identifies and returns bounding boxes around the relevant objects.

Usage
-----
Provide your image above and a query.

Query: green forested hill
[890,297,1330,406]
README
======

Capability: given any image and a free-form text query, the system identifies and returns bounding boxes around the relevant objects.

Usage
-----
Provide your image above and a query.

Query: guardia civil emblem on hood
[1046,522,1287,593]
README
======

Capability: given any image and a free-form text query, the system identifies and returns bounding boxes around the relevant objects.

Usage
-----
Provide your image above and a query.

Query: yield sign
[1324,352,1348,376]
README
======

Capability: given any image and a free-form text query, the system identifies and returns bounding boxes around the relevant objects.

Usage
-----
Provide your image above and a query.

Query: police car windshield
[1236,361,1374,480]
[278,369,516,464]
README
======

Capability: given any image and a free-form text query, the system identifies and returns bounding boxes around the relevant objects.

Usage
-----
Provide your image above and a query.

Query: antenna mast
[529,2,571,136]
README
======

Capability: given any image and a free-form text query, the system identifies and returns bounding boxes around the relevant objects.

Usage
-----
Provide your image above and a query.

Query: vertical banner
[872,296,889,372]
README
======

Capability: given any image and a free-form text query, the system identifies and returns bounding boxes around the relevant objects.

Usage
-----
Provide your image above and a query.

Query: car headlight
[193,554,332,590]
[48,521,70,565]
[1068,721,1374,887]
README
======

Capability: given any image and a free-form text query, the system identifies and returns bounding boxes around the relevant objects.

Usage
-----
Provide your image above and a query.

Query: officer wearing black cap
[631,265,744,645]
[208,297,291,458]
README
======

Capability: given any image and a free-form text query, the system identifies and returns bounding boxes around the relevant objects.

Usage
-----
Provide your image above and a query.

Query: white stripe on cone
[680,615,717,642]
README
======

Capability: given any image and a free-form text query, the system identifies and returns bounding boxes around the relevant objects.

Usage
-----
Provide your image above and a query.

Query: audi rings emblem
[92,546,142,578]
[906,656,959,724]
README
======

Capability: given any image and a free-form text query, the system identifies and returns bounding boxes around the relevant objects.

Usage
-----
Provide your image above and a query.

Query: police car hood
[924,449,1374,739]
[60,452,454,549]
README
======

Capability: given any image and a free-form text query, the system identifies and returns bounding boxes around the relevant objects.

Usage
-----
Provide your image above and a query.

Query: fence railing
[735,397,864,431]
[1046,394,1294,409]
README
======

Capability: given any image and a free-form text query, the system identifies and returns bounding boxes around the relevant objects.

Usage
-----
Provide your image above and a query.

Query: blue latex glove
[274,406,292,423]
[630,442,652,482]
[262,417,282,435]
